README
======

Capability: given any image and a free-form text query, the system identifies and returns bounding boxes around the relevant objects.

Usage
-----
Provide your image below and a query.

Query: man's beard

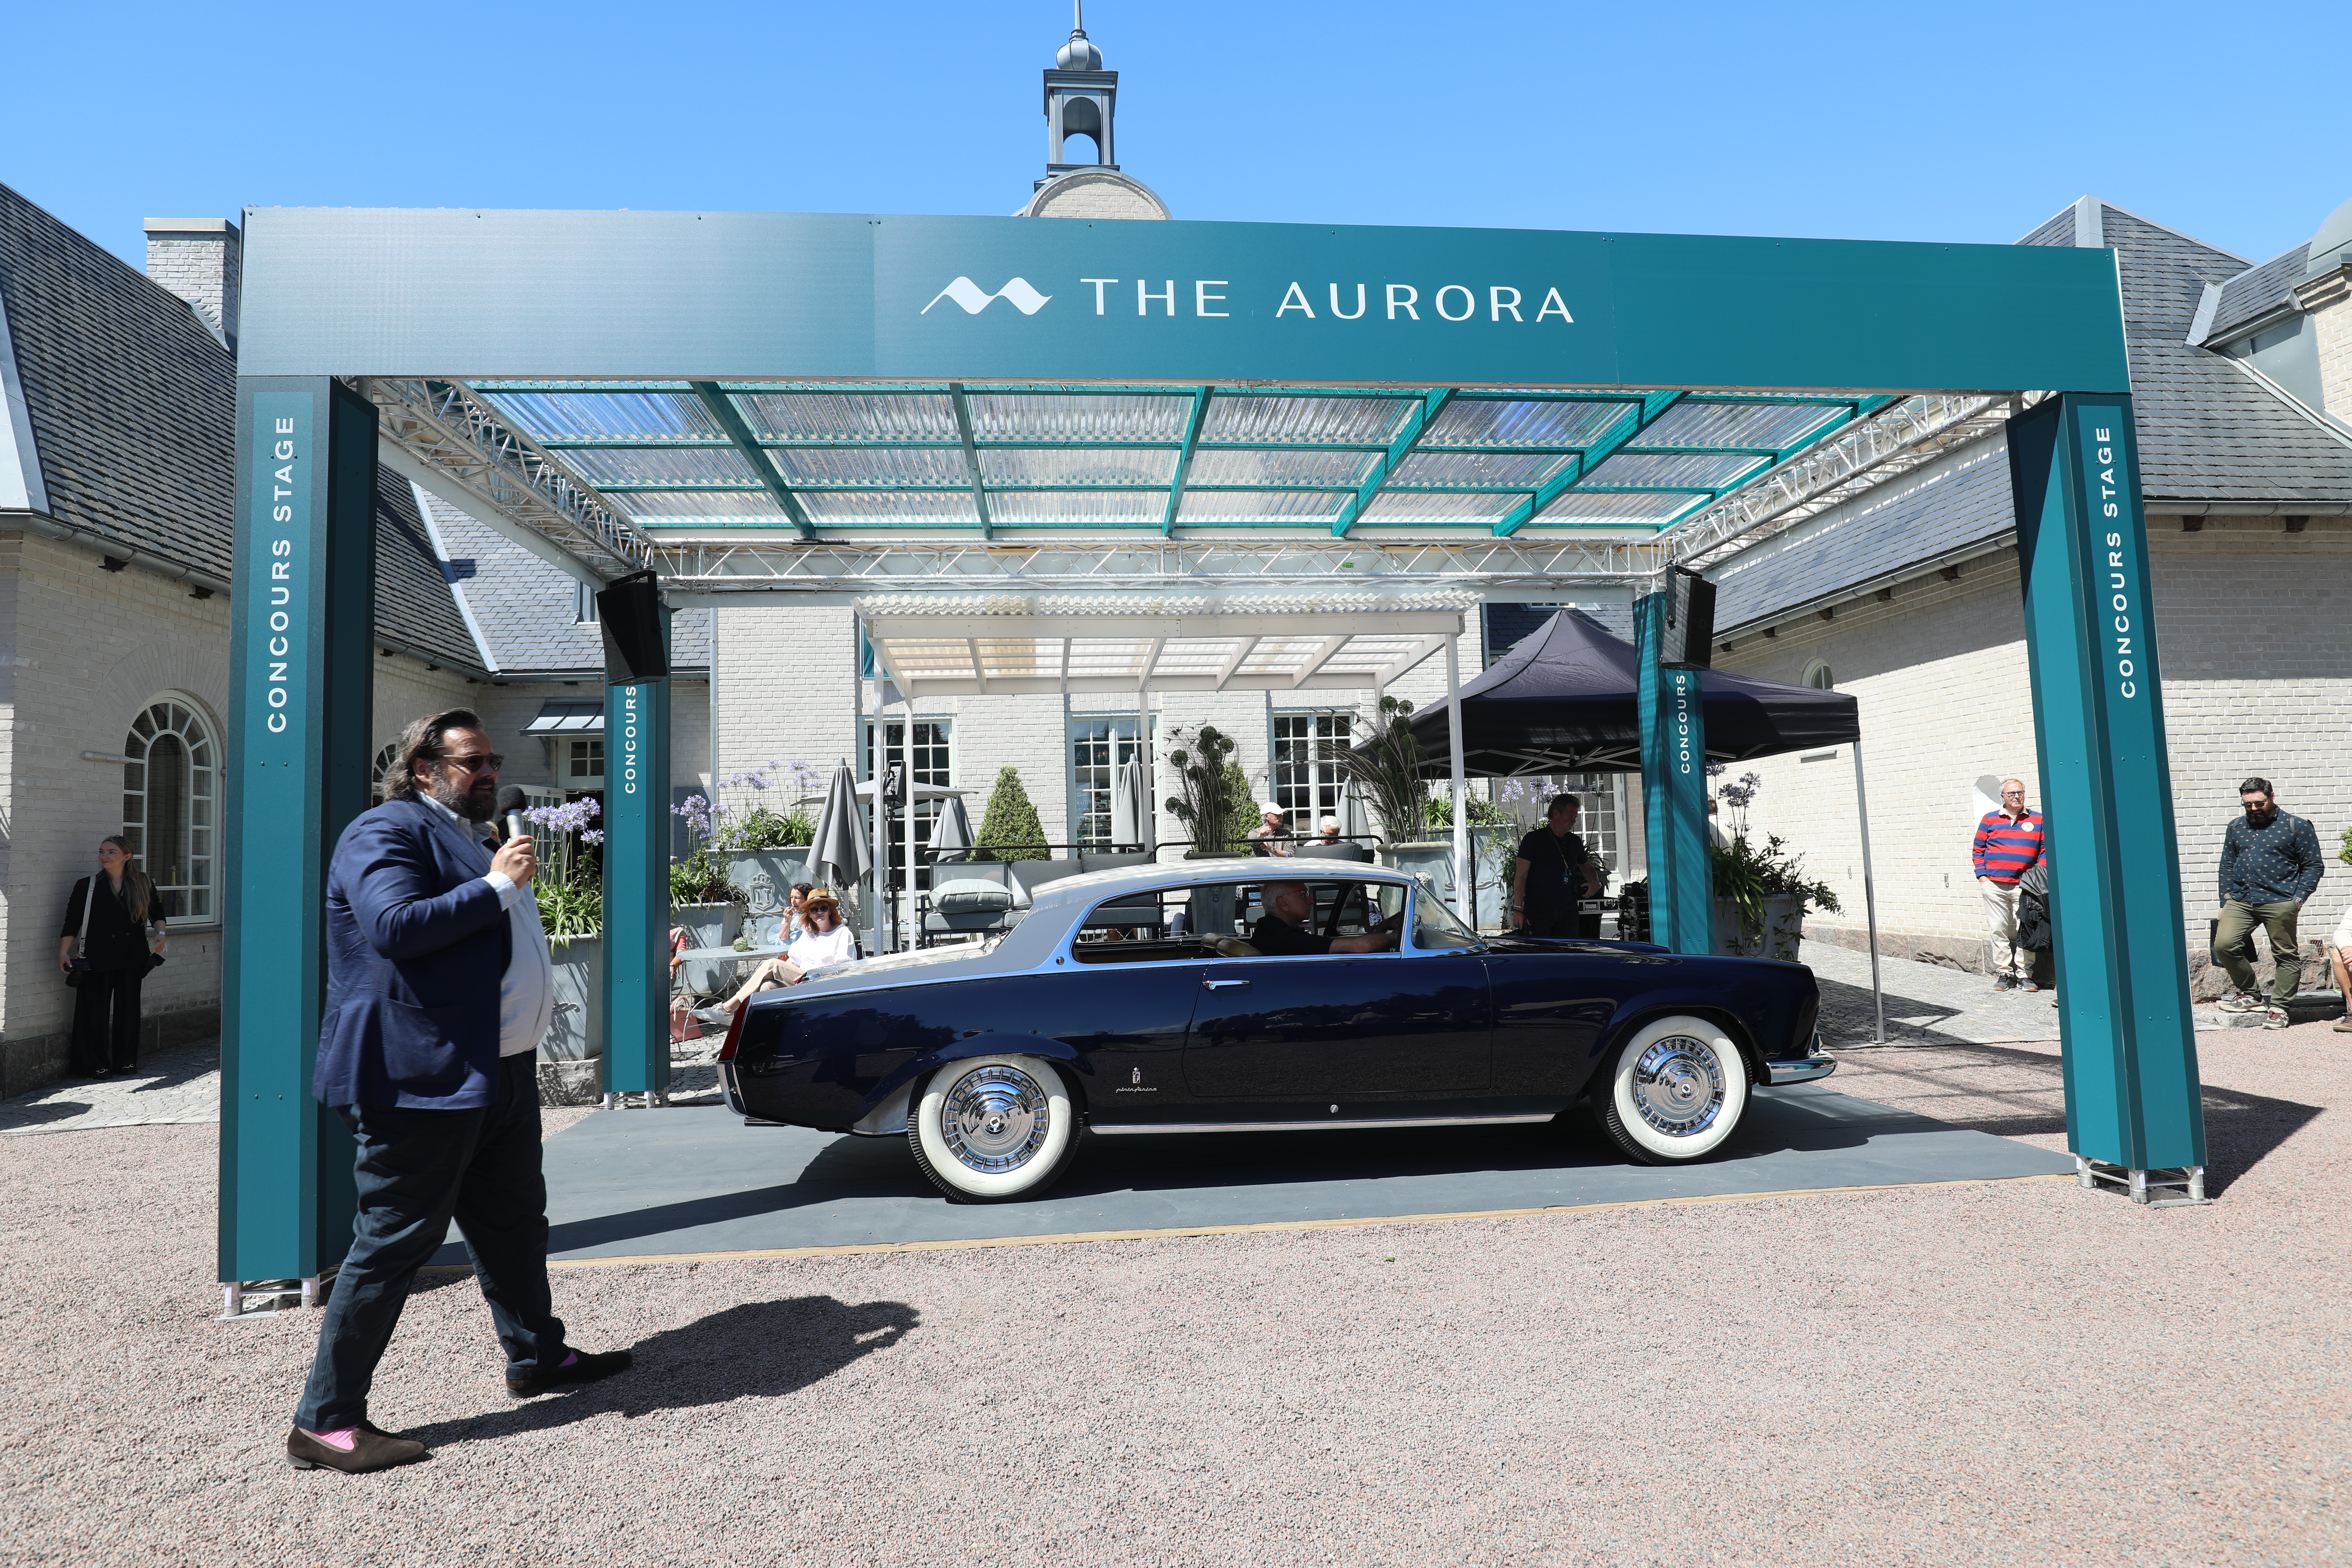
[431,775,496,824]
[2248,806,2275,826]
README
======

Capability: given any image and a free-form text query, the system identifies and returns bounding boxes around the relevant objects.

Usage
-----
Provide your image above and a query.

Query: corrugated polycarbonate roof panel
[1359,491,1516,523]
[479,389,723,442]
[608,490,787,524]
[558,447,762,486]
[1388,451,1575,488]
[1533,489,1695,524]
[1198,394,1409,446]
[1582,451,1767,490]
[1184,449,1378,486]
[986,490,1165,524]
[966,393,1191,442]
[733,392,959,442]
[1422,398,1632,449]
[771,447,968,487]
[1177,490,1350,524]
[978,448,1177,487]
[1640,400,1842,451]
[796,491,979,525]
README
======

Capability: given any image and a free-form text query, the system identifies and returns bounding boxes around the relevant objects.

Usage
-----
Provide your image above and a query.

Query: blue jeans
[294,1052,567,1430]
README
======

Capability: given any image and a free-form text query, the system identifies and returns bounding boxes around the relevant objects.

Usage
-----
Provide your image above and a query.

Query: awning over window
[523,699,605,735]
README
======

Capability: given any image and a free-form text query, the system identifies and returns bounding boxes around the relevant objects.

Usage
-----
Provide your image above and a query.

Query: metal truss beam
[649,536,1664,594]
[1664,393,2020,570]
[360,377,654,578]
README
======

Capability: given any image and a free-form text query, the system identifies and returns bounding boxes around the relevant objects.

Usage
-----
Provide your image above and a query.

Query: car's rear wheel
[908,1054,1081,1203]
[1598,1014,1750,1165]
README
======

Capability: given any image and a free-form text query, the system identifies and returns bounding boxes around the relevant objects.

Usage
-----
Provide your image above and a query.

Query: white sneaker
[2263,1007,2291,1030]
[692,1006,732,1025]
[2216,992,2263,1013]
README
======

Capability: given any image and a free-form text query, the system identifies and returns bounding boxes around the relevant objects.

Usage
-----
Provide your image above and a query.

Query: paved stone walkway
[1802,941,2064,1047]
[0,1037,224,1134]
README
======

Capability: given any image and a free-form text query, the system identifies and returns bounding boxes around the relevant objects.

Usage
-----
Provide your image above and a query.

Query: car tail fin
[717,1001,748,1064]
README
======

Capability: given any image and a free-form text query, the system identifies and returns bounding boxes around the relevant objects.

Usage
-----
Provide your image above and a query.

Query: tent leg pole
[1851,738,1885,1045]
[1446,636,1469,925]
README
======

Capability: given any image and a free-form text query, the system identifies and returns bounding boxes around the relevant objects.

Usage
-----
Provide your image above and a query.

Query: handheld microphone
[495,784,528,844]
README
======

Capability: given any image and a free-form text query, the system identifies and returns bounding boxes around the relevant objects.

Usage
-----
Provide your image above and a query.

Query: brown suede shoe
[286,1422,428,1473]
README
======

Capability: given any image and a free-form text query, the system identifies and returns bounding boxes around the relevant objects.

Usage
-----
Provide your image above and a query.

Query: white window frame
[122,693,220,926]
[863,717,954,889]
[1065,714,1146,849]
[1269,709,1351,839]
[561,736,606,788]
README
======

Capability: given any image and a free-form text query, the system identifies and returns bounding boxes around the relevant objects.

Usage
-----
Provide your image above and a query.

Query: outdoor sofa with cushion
[919,850,1161,946]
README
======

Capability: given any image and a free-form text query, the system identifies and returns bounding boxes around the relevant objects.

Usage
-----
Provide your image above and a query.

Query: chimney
[142,217,241,352]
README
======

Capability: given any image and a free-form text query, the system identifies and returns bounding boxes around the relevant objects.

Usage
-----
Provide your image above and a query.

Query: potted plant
[1323,695,1434,851]
[1711,834,1841,960]
[529,797,608,1106]
[974,766,1049,861]
[1164,725,1250,859]
[676,764,819,939]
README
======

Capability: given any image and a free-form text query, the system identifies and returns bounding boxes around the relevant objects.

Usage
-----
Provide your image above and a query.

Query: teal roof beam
[946,384,994,541]
[1493,390,1685,536]
[1165,391,1213,535]
[688,382,816,540]
[1332,388,1453,538]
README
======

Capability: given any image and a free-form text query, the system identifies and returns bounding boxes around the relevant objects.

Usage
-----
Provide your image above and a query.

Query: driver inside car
[1249,880,1401,957]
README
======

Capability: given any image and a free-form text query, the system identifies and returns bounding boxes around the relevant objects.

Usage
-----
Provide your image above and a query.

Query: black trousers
[69,967,142,1073]
[1522,910,1602,940]
[293,1052,568,1432]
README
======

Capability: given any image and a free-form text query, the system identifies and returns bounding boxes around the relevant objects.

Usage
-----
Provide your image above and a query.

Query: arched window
[123,696,218,922]
[372,741,401,802]
[1802,660,1835,691]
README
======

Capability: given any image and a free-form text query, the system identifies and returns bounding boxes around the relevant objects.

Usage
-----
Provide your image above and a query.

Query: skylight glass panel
[1177,490,1350,524]
[966,394,1191,442]
[558,447,761,486]
[1358,491,1515,523]
[733,392,958,442]
[978,448,1177,486]
[1422,398,1630,449]
[1183,449,1376,486]
[1388,452,1573,488]
[796,491,980,525]
[606,491,786,524]
[478,391,723,443]
[1642,400,1843,452]
[1582,452,1765,490]
[1533,490,1692,524]
[1198,395,1410,446]
[772,448,968,487]
[986,490,1165,524]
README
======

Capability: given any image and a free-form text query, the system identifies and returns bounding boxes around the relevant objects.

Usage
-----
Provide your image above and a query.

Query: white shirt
[424,796,554,1057]
[787,923,857,974]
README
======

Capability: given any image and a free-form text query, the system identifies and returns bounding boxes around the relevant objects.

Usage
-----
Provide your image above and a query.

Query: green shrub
[975,766,1048,861]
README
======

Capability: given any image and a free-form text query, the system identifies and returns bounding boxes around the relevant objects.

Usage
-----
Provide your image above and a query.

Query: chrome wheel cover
[1630,1036,1727,1138]
[938,1063,1052,1174]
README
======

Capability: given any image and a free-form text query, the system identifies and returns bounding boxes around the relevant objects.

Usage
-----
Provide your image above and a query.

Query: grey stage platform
[430,1085,2076,1266]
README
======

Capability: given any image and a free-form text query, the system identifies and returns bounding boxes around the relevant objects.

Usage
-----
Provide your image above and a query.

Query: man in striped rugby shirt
[1973,779,2047,992]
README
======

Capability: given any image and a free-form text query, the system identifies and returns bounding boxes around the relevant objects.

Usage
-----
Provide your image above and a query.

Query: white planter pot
[542,933,603,1062]
[1713,895,1804,962]
[673,901,742,950]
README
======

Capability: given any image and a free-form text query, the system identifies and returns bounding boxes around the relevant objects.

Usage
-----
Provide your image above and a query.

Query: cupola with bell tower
[1018,5,1171,220]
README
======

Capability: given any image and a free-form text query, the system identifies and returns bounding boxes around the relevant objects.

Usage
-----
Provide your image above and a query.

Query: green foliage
[537,876,603,939]
[1710,832,1841,949]
[1163,725,1246,854]
[1422,792,1515,830]
[669,846,744,908]
[2339,823,2352,868]
[974,766,1048,861]
[1323,695,1430,845]
[714,803,812,850]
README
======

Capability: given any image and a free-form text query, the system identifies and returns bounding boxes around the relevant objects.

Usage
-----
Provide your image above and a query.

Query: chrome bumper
[1765,1055,1837,1085]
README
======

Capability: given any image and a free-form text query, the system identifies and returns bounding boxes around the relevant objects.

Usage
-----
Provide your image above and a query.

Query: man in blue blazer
[288,709,631,1474]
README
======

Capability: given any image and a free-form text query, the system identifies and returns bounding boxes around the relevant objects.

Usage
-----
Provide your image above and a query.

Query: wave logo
[922,276,1052,316]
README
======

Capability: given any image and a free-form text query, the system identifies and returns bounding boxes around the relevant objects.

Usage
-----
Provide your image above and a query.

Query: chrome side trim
[1090,1112,1556,1136]
[1765,1056,1837,1085]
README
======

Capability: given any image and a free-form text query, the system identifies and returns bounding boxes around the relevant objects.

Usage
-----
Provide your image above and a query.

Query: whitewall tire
[907,1054,1080,1203]
[1598,1014,1750,1165]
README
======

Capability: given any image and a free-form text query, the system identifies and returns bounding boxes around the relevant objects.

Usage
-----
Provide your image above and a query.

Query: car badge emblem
[922,277,1052,316]
[1130,1067,1143,1085]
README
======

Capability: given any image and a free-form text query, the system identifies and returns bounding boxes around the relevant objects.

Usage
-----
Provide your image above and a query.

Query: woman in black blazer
[57,836,166,1077]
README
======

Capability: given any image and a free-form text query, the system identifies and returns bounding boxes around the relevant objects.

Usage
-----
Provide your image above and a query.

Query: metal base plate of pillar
[219,1274,327,1321]
[2075,1155,2210,1207]
[601,1090,671,1110]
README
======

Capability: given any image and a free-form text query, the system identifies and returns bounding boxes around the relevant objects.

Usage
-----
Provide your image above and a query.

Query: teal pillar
[603,666,672,1096]
[2009,393,2205,1174]
[219,378,375,1284]
[1635,591,1712,953]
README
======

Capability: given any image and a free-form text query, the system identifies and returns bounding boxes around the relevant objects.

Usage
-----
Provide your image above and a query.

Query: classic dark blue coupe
[717,862,1832,1202]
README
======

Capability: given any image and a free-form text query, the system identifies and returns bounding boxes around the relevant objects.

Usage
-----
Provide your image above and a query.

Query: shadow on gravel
[1836,1040,2319,1197]
[400,1294,921,1449]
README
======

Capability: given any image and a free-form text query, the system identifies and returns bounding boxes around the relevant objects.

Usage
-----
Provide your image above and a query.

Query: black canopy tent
[1397,610,1858,776]
[1387,610,1885,1040]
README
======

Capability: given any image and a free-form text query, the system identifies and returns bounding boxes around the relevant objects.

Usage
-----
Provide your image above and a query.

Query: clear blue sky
[11,1,2348,270]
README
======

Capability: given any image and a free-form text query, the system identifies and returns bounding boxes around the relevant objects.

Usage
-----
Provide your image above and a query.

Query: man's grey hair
[1263,879,1310,905]
[384,708,484,803]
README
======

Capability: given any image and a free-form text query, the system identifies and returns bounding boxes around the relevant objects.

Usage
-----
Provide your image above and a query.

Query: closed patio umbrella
[806,758,872,908]
[929,792,974,865]
[1110,757,1153,851]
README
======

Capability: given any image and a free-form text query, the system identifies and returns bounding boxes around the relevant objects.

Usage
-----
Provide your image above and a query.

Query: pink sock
[560,1350,579,1368]
[304,1427,358,1451]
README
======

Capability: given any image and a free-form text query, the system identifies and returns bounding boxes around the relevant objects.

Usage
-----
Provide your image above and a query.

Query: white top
[425,797,554,1058]
[788,923,858,973]
[2333,904,2352,954]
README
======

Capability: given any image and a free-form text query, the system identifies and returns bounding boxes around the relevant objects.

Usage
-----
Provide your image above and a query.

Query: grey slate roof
[1704,197,2352,629]
[423,493,710,677]
[1709,438,2015,633]
[2206,243,2310,343]
[0,182,489,667]
[0,181,235,578]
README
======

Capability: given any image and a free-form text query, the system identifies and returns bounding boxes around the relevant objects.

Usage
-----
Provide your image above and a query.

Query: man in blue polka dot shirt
[2213,777,2325,1028]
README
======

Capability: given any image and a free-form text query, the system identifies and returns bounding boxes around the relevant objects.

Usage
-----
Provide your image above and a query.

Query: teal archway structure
[219,208,2200,1296]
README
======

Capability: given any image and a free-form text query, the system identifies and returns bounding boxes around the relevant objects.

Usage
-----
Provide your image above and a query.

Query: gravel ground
[1,1019,2345,1566]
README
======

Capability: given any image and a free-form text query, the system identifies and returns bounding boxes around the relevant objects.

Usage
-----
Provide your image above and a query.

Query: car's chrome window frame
[1401,883,1486,957]
[1052,874,1420,970]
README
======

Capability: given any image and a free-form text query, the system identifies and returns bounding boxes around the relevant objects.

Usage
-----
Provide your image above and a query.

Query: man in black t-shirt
[1249,881,1398,956]
[1511,794,1601,938]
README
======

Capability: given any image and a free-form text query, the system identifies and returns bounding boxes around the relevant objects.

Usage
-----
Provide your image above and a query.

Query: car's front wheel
[1597,1014,1750,1165]
[908,1054,1081,1203]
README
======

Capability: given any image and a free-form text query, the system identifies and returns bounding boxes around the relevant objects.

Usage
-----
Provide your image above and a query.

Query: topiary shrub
[975,766,1049,861]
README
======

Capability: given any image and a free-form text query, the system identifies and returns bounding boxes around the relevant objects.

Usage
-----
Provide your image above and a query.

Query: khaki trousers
[2213,898,2303,1006]
[1980,879,2024,981]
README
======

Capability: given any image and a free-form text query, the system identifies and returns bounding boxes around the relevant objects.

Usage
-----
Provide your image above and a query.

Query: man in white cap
[1247,802,1293,858]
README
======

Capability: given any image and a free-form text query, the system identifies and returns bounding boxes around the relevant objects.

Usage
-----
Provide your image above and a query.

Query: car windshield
[1410,886,1482,951]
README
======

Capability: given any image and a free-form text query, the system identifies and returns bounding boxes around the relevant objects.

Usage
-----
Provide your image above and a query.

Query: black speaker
[1661,568,1716,669]
[595,570,671,683]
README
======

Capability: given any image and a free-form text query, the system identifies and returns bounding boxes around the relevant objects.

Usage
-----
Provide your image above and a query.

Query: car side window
[1409,886,1482,952]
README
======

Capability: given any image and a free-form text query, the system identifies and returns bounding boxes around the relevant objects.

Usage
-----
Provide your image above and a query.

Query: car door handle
[1203,978,1251,991]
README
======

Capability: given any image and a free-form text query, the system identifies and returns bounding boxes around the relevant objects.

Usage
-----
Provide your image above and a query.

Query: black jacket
[62,876,152,971]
